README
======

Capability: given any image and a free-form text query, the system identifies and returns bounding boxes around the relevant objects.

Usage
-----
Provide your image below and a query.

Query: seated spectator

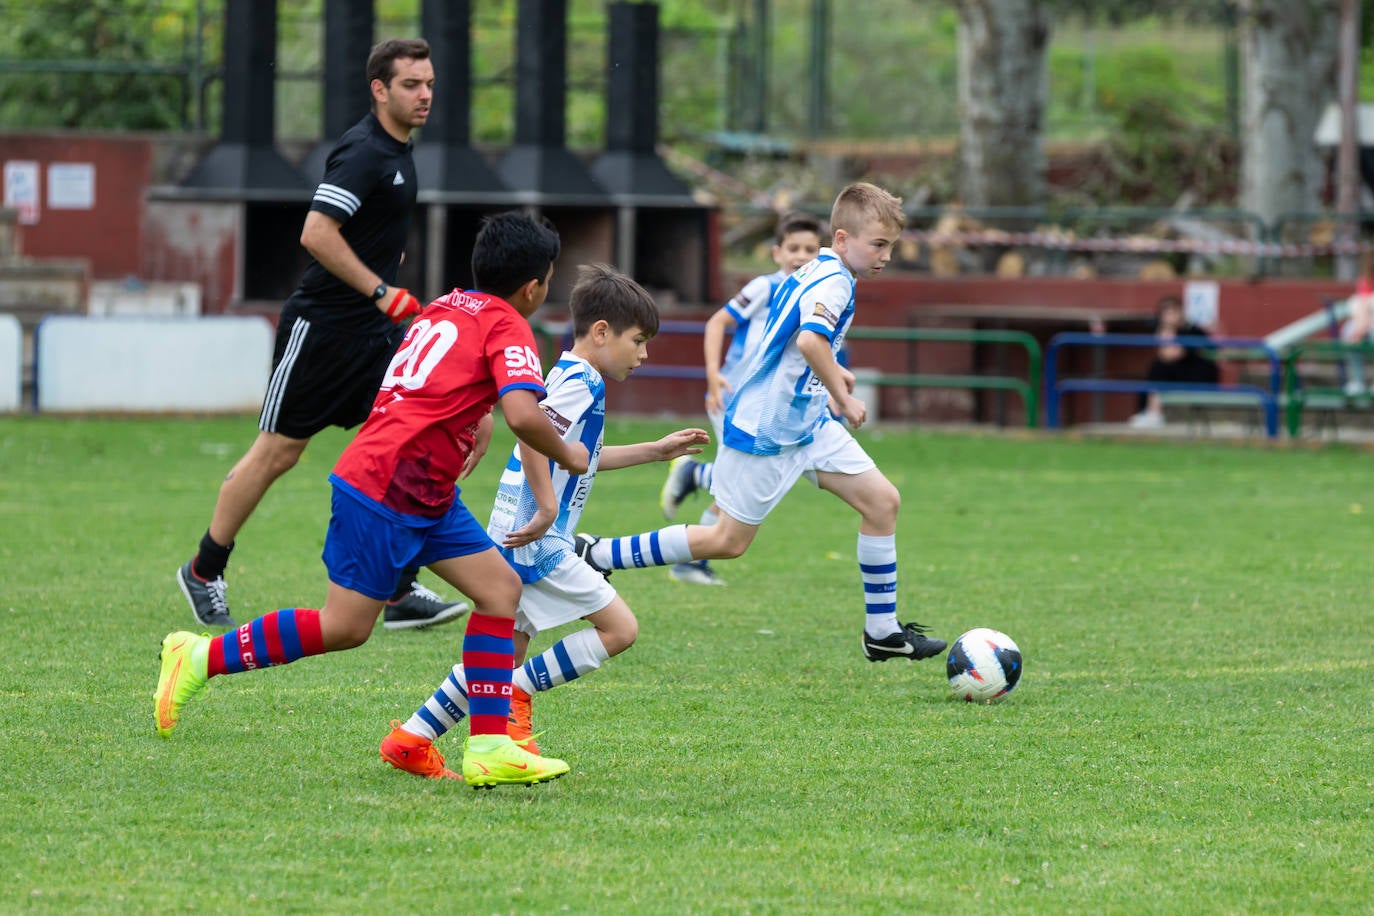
[1129,294,1219,429]
[1339,252,1374,397]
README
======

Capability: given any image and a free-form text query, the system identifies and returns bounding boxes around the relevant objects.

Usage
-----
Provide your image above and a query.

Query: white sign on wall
[3,160,40,224]
[1183,280,1220,330]
[47,162,95,210]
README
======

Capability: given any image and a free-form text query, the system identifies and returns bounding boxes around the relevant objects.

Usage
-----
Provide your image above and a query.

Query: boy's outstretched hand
[655,428,711,461]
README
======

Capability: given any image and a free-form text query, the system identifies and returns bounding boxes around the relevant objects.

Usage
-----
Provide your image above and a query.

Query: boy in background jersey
[380,264,709,775]
[659,211,822,587]
[577,183,947,664]
[154,212,589,788]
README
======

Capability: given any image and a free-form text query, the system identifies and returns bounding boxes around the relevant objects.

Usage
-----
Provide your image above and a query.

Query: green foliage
[0,0,199,129]
[3,416,1374,911]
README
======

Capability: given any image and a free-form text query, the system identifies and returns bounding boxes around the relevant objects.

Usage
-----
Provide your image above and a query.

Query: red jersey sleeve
[487,309,548,397]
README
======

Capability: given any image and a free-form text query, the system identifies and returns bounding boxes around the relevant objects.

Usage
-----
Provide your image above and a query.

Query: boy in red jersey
[154,212,588,788]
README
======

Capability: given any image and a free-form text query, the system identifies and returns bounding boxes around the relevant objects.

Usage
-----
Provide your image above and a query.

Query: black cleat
[573,533,612,580]
[862,622,947,662]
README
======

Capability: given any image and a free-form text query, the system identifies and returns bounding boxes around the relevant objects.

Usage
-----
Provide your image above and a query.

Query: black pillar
[300,0,374,184]
[415,0,504,192]
[181,0,306,194]
[590,2,690,198]
[496,0,605,200]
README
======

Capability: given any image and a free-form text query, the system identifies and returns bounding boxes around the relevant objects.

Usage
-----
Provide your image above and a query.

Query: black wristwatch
[371,283,388,301]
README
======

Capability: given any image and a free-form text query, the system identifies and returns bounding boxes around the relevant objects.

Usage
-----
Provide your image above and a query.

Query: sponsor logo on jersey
[542,405,571,435]
[452,291,486,315]
[811,302,840,327]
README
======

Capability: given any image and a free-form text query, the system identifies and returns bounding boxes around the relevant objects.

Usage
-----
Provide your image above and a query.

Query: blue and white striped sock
[857,533,900,638]
[693,461,714,492]
[514,628,610,694]
[404,664,469,741]
[591,524,693,570]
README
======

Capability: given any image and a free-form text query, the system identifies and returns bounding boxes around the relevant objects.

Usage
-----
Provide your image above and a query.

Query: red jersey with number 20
[333,289,546,518]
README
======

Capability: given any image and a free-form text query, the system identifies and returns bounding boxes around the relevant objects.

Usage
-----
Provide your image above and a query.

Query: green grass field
[2,416,1372,913]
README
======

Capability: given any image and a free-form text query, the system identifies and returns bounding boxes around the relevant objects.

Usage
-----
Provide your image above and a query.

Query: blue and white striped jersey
[722,249,855,455]
[487,352,605,583]
[720,270,786,393]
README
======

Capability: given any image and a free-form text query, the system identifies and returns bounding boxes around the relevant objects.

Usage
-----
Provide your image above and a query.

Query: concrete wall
[34,315,272,413]
[0,314,20,411]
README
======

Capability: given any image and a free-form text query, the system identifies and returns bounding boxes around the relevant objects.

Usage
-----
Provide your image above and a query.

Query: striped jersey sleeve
[722,251,855,455]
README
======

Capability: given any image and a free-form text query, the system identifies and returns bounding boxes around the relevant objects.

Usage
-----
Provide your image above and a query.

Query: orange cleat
[379,720,461,780]
[506,687,540,756]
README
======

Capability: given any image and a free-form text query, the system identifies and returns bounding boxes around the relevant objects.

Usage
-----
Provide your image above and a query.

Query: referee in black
[177,37,466,631]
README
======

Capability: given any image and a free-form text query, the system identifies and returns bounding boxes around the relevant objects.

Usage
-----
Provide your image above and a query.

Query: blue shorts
[322,479,495,600]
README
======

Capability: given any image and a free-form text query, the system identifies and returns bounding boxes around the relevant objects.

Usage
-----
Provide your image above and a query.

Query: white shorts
[515,553,618,637]
[710,419,876,526]
[707,404,726,450]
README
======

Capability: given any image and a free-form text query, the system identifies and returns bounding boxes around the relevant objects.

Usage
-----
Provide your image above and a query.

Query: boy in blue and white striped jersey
[579,183,946,664]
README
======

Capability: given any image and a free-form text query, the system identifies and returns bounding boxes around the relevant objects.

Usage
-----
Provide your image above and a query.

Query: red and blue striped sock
[206,608,325,677]
[463,612,515,737]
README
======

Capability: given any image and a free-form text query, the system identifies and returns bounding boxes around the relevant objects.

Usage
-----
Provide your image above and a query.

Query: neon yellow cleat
[154,631,210,737]
[461,733,568,789]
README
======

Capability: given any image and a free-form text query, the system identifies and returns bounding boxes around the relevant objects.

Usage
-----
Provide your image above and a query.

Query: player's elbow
[298,211,337,258]
[797,331,828,360]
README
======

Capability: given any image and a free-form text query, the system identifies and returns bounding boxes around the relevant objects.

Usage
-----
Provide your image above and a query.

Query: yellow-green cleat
[154,631,210,737]
[461,733,569,789]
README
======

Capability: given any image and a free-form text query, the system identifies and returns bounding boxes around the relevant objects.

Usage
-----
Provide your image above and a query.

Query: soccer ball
[946,628,1022,703]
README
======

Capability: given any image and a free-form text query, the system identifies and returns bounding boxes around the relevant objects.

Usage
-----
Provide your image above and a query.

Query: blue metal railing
[1043,333,1283,438]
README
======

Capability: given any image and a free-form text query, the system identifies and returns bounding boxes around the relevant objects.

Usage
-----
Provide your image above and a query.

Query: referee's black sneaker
[176,558,238,628]
[383,582,470,631]
[863,622,947,662]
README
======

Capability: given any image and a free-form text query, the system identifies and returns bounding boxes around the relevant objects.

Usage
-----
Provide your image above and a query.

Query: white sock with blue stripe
[513,628,609,694]
[591,524,692,570]
[694,461,714,492]
[858,533,901,639]
[404,664,469,741]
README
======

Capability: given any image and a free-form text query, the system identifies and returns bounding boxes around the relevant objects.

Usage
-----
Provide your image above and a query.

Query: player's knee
[603,619,638,656]
[718,539,748,560]
[884,482,902,517]
[323,620,373,651]
[481,568,524,616]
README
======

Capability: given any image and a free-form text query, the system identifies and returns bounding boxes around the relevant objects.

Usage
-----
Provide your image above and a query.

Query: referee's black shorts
[258,313,405,440]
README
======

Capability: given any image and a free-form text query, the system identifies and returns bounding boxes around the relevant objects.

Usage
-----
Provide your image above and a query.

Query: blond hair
[830,182,905,237]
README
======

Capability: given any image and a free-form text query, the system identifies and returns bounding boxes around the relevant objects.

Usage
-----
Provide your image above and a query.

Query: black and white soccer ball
[946,628,1022,703]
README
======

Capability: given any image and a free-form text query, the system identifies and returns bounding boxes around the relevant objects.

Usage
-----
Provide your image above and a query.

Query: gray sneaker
[669,560,725,586]
[383,582,470,631]
[659,456,699,520]
[176,558,237,628]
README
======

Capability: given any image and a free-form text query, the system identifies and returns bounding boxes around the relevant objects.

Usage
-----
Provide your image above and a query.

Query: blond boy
[579,184,945,662]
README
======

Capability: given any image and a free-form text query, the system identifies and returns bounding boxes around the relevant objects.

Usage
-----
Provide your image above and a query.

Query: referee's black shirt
[286,112,418,333]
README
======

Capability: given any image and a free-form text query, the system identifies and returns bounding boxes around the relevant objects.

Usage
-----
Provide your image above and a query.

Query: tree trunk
[1238,0,1340,241]
[955,0,1050,208]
